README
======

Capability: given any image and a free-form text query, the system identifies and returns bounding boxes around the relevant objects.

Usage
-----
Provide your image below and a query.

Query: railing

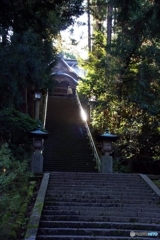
[76,92,101,172]
[43,90,48,129]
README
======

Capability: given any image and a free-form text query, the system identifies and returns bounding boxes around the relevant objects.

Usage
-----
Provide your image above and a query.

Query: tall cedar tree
[78,0,160,173]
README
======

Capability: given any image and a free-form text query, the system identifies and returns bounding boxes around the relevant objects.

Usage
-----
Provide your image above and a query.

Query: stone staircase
[36,172,160,240]
[32,95,160,240]
[43,96,97,172]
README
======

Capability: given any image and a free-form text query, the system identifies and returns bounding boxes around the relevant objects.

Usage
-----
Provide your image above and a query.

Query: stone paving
[26,172,160,240]
[25,95,160,240]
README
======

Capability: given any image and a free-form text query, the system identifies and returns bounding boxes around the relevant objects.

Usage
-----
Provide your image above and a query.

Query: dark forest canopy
[0,0,84,111]
[0,0,84,35]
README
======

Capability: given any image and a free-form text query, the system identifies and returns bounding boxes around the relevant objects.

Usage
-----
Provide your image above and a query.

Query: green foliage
[0,144,33,239]
[0,108,37,159]
[0,0,84,37]
[0,0,84,110]
[113,160,130,173]
[153,180,160,189]
[0,1,85,237]
[9,181,36,240]
[78,0,160,173]
[0,30,56,110]
[62,52,77,59]
[116,111,160,173]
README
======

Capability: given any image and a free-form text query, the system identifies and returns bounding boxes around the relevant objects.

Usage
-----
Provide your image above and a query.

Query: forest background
[0,0,160,186]
[0,0,160,238]
[77,0,160,174]
[0,0,84,239]
[58,0,160,174]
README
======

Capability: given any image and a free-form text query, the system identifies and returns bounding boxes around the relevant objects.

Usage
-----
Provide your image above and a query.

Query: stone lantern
[34,90,42,120]
[30,126,49,173]
[99,129,119,173]
[30,126,49,150]
[100,129,119,155]
[31,89,44,120]
[88,96,97,122]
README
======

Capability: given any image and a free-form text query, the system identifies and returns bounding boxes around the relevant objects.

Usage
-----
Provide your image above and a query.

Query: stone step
[43,205,160,213]
[46,195,159,206]
[37,227,160,237]
[36,95,160,240]
[44,200,160,207]
[47,184,152,189]
[43,97,97,173]
[45,194,158,202]
[48,184,150,190]
[48,185,151,191]
[49,172,138,176]
[42,209,160,218]
[36,235,158,240]
[46,189,154,196]
[44,164,95,167]
[41,214,160,224]
[49,184,148,189]
[48,180,148,186]
[48,187,135,192]
[51,174,139,177]
[49,176,143,181]
[48,183,150,187]
[49,176,142,180]
[39,220,160,231]
[49,173,141,179]
[45,196,158,204]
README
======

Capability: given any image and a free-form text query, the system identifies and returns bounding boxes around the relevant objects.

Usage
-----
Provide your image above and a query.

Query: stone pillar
[31,149,43,173]
[99,130,119,173]
[101,142,113,173]
[101,155,113,173]
[35,99,40,120]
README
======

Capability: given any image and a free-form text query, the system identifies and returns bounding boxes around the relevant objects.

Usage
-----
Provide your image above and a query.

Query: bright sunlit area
[81,107,87,121]
[60,12,89,60]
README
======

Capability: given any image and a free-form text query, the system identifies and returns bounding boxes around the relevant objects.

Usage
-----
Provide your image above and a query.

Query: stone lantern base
[101,155,113,173]
[31,150,43,173]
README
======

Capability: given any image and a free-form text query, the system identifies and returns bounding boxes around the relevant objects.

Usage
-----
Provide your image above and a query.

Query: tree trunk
[87,0,92,52]
[107,5,113,46]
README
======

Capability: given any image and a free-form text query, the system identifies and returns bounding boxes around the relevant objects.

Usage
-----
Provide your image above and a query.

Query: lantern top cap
[100,129,119,141]
[30,125,49,139]
[35,92,42,98]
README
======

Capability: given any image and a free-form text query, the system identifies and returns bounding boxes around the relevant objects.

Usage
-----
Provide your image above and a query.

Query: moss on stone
[8,181,37,240]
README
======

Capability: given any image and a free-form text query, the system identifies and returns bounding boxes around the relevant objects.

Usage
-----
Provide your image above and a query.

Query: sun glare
[81,108,87,121]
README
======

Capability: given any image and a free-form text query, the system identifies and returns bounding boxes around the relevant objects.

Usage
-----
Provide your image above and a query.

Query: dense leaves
[0,31,55,110]
[78,0,160,173]
[0,0,84,111]
[0,144,33,239]
[0,108,37,159]
[0,0,84,35]
[0,1,84,238]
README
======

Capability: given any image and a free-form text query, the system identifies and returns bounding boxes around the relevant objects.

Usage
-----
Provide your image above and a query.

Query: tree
[0,108,37,158]
[0,0,84,111]
[0,144,34,240]
[0,30,55,112]
[78,0,160,173]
